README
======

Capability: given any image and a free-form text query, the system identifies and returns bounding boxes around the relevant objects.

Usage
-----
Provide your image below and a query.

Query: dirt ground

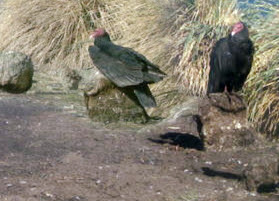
[0,89,278,201]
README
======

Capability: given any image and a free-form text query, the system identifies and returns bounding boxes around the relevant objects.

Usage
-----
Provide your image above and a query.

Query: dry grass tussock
[0,0,101,68]
[244,4,279,138]
[0,0,132,69]
[0,0,177,71]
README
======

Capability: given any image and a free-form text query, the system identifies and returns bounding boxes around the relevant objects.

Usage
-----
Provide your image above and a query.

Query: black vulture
[88,28,166,111]
[207,22,254,94]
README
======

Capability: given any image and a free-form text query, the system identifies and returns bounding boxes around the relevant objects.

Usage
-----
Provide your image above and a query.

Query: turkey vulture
[88,28,166,111]
[207,22,254,94]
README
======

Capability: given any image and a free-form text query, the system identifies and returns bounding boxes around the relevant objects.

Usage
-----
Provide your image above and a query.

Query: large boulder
[198,93,257,150]
[83,65,150,123]
[77,67,98,91]
[0,51,34,93]
[155,94,257,151]
[84,86,148,123]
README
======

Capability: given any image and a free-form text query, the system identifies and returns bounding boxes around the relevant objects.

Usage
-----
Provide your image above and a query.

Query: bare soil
[0,88,278,201]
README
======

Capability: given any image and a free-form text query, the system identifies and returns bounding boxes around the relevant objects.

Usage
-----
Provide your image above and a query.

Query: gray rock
[78,67,99,91]
[0,51,34,93]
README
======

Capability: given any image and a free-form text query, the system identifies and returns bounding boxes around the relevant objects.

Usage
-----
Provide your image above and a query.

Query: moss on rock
[84,87,148,124]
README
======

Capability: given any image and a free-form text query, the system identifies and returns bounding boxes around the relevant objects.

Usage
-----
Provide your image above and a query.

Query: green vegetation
[0,0,277,137]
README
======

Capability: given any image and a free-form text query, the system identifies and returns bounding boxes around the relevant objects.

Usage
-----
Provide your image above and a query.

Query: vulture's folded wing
[89,46,143,87]
[119,48,166,83]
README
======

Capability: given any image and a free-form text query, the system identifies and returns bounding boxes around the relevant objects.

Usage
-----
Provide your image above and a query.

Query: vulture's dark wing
[207,49,222,93]
[89,46,144,87]
[118,47,166,83]
[208,38,236,93]
[233,39,254,91]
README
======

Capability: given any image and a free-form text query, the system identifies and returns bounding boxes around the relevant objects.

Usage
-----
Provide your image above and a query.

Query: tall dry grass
[243,3,279,138]
[0,0,129,69]
[0,0,177,70]
[0,0,96,68]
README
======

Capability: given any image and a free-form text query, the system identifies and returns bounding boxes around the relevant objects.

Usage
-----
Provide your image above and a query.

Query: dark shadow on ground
[257,182,279,193]
[201,167,243,181]
[148,132,204,151]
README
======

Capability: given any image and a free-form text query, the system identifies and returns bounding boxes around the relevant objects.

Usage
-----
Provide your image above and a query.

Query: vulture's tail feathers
[134,84,156,108]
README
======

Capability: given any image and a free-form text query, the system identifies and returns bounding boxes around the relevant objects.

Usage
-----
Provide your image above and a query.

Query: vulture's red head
[90,28,107,39]
[231,22,245,36]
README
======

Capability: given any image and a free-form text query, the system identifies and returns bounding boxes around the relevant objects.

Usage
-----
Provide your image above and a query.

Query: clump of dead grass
[0,0,126,69]
[0,0,178,71]
[244,3,279,138]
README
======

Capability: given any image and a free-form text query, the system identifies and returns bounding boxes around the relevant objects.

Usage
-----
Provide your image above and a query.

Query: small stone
[226,187,233,191]
[235,122,242,129]
[159,150,166,154]
[19,180,27,184]
[30,187,37,191]
[205,161,212,165]
[64,105,74,110]
[6,183,13,187]
[194,177,203,183]
[44,192,54,198]
[167,126,181,130]
[68,196,84,201]
[184,169,189,173]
